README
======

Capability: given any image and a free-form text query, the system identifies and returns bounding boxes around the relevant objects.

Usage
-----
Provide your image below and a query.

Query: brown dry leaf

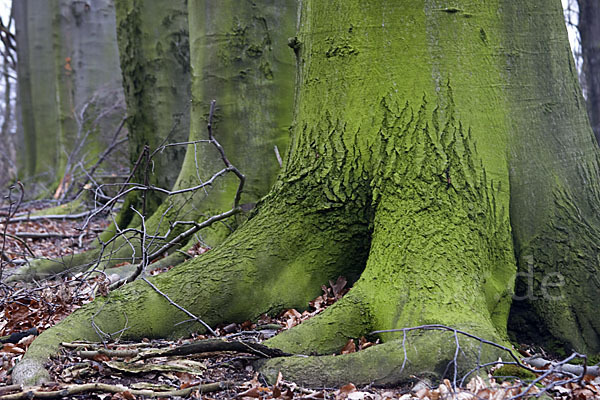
[120,391,136,400]
[415,387,430,399]
[240,320,254,330]
[466,376,487,393]
[341,339,356,354]
[574,388,596,399]
[358,336,375,350]
[1,343,25,354]
[281,388,294,400]
[283,309,302,319]
[475,388,492,399]
[187,242,209,257]
[337,383,356,399]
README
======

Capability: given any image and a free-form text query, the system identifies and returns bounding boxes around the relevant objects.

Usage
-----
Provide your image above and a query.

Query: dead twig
[0,381,234,399]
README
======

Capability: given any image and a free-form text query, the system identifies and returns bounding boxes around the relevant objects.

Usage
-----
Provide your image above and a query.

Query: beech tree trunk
[115,0,191,218]
[12,0,600,387]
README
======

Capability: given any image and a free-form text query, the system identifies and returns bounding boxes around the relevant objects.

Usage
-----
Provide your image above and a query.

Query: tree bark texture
[12,0,600,388]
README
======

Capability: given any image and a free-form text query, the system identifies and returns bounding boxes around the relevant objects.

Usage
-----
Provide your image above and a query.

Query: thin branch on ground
[0,381,235,399]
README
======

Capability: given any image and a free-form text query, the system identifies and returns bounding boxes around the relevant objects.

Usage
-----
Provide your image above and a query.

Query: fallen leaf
[341,339,356,354]
[121,391,135,400]
[337,383,356,399]
[1,343,25,354]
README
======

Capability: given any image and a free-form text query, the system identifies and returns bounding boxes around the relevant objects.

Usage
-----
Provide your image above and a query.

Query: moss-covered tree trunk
[13,0,124,194]
[12,0,600,387]
[115,0,191,217]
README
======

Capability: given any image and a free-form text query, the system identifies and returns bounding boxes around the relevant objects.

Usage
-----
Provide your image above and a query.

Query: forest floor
[1,202,600,399]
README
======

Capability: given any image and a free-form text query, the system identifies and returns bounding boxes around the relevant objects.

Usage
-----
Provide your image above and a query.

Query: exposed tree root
[11,191,370,385]
[261,332,503,387]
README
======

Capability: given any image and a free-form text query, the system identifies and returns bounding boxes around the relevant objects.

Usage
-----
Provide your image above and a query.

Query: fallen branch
[70,338,290,360]
[11,232,85,240]
[0,328,38,344]
[0,380,234,399]
[523,355,600,377]
[0,386,20,396]
[5,211,95,224]
[138,338,290,360]
[77,348,139,359]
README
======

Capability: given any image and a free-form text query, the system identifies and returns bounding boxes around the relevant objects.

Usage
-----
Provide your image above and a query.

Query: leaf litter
[1,206,600,398]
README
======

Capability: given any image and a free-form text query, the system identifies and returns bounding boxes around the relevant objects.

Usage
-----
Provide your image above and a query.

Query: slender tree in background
[0,11,17,188]
[13,0,600,387]
[12,0,125,195]
[576,0,600,144]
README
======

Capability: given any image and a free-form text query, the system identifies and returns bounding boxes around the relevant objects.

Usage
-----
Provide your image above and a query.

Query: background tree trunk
[172,0,296,245]
[14,0,61,189]
[504,0,600,353]
[13,0,124,196]
[577,0,600,145]
[115,0,191,218]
